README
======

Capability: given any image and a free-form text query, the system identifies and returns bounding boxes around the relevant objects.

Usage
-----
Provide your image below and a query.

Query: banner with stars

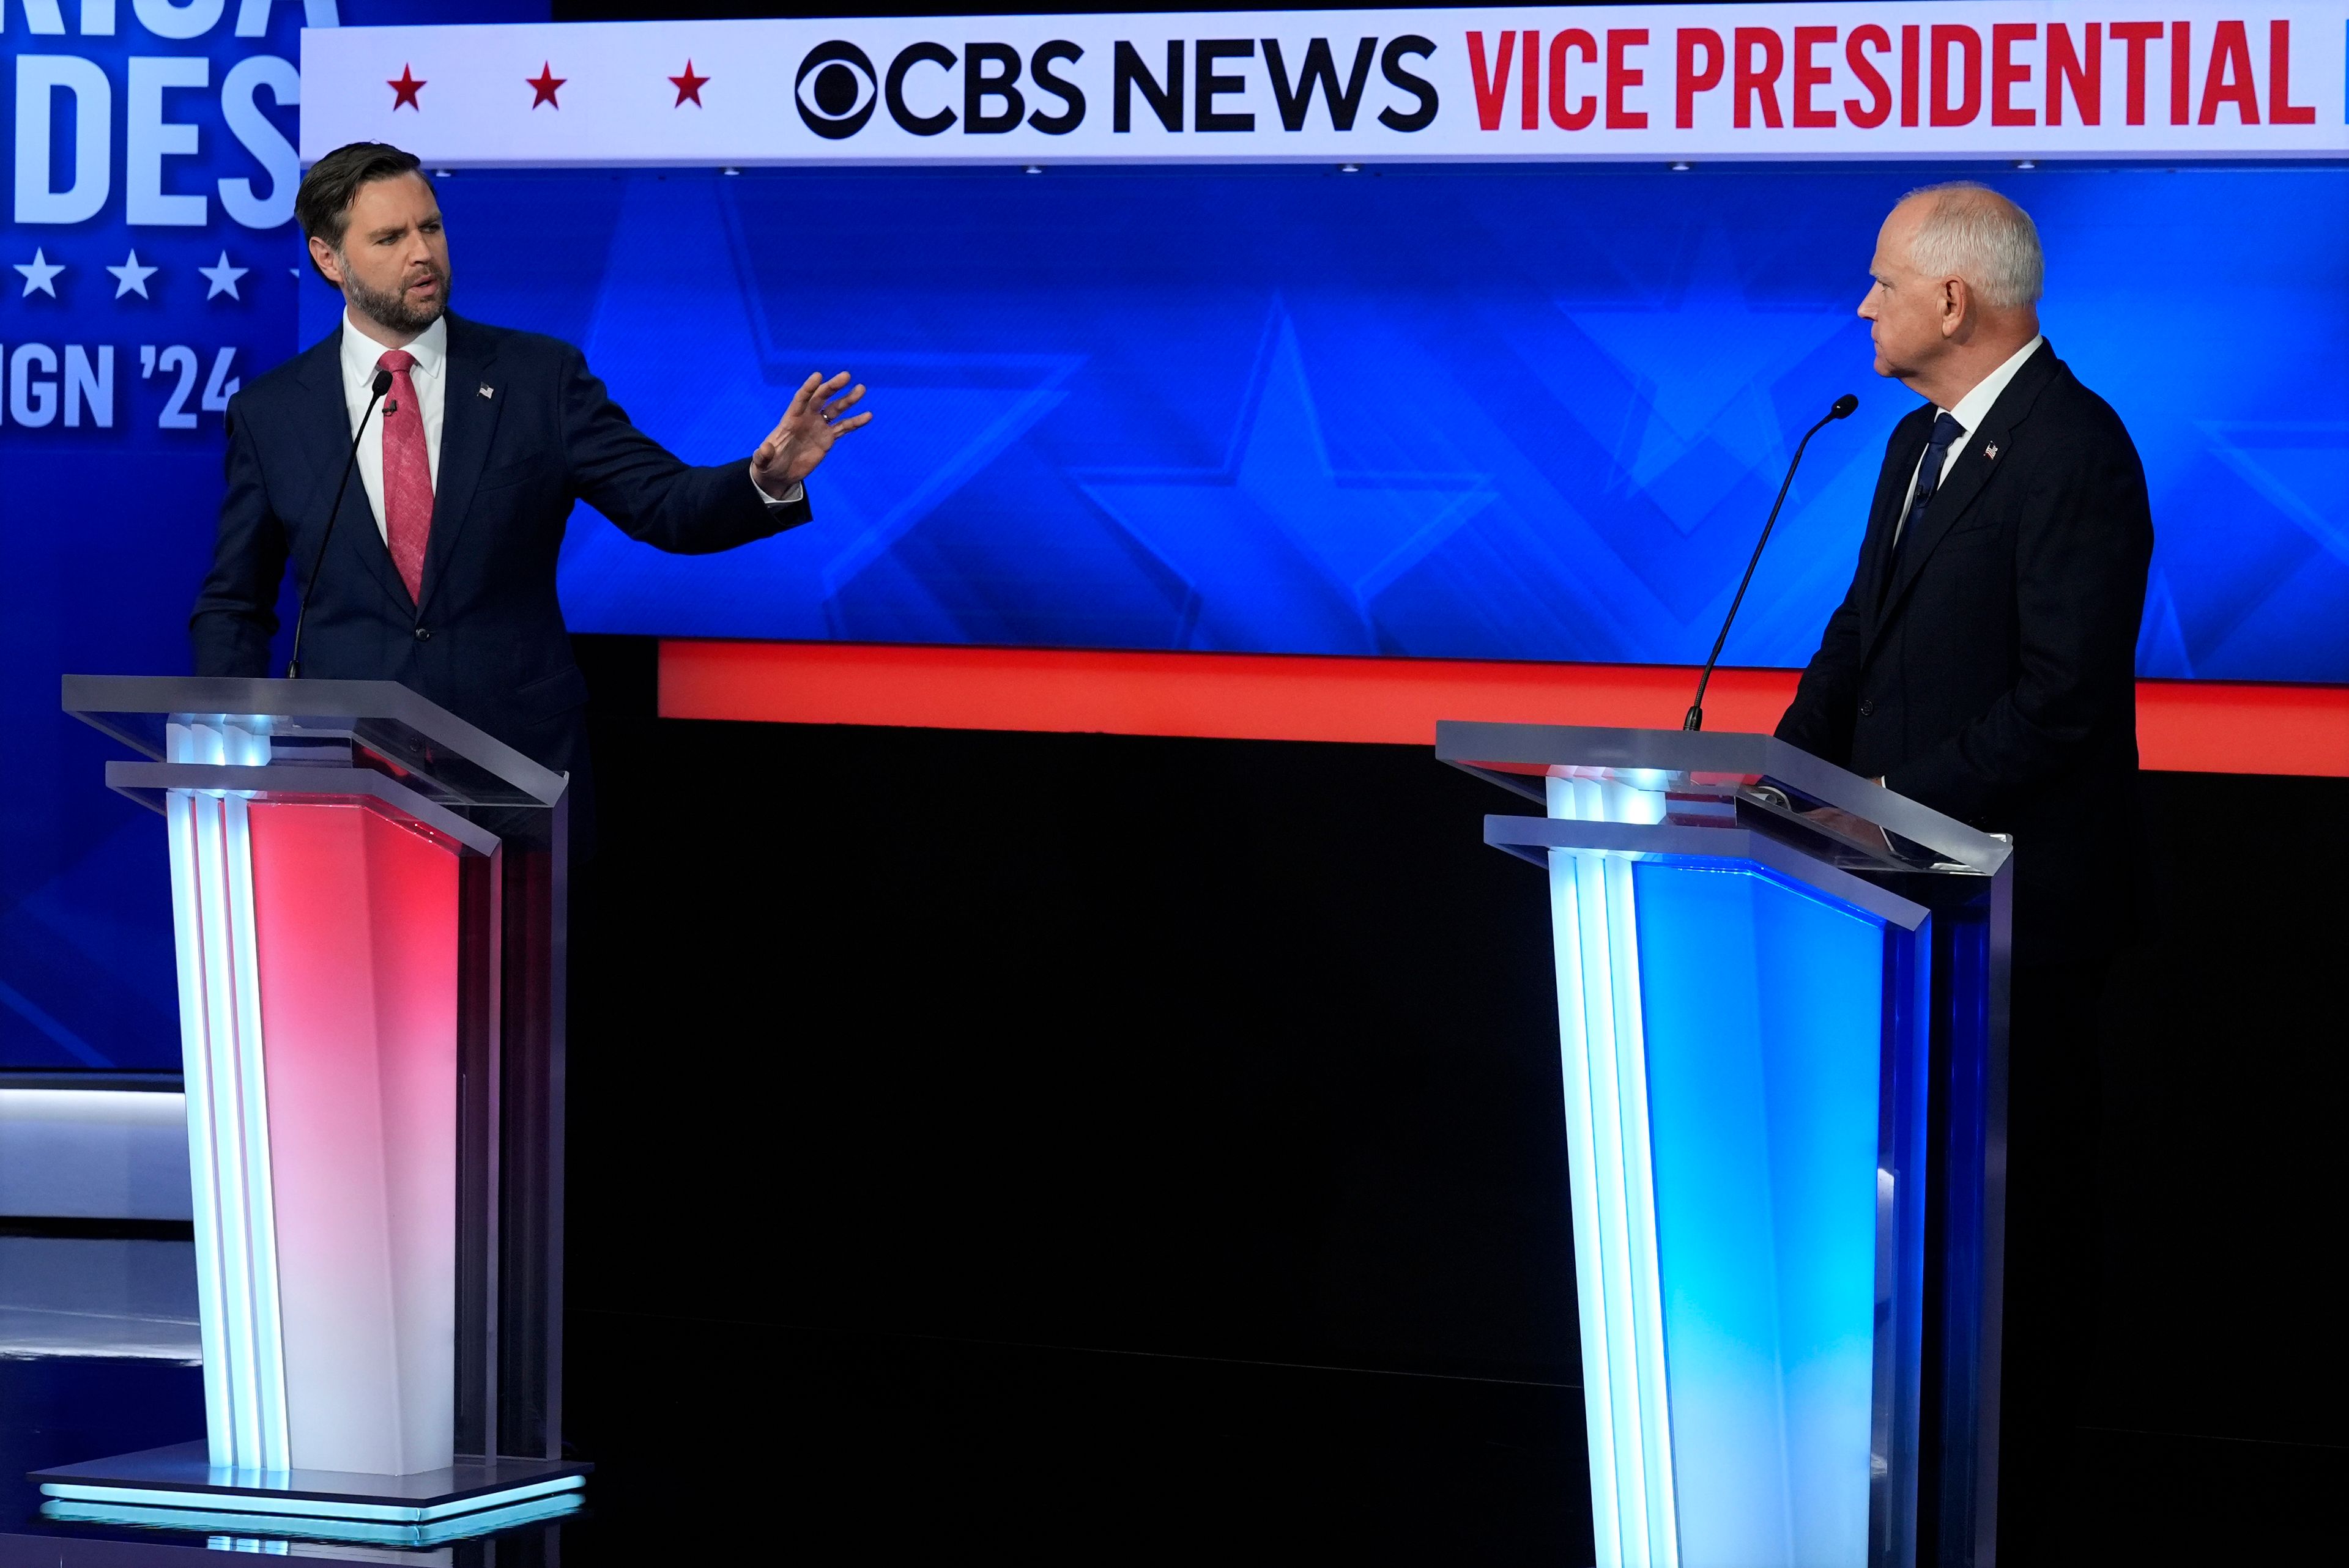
[302,4,2349,168]
[0,1,544,1073]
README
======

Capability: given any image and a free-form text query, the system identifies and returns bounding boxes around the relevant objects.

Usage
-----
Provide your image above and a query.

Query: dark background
[561,632,2347,1555]
[535,18,2349,1495]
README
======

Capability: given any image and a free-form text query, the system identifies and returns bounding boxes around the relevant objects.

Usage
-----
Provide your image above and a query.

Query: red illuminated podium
[39,677,585,1546]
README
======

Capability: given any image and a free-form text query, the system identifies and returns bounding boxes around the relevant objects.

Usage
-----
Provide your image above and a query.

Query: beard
[343,259,450,336]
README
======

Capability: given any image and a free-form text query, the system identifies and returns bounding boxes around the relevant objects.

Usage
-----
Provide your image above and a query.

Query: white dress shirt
[1896,334,2044,544]
[336,309,802,544]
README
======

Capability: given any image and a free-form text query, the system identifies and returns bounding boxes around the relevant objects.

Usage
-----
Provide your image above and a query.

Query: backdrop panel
[403,160,2349,679]
[0,1,546,1072]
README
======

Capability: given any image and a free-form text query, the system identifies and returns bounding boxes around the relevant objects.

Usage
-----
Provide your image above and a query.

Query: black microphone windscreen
[1829,393,1859,420]
[371,368,393,398]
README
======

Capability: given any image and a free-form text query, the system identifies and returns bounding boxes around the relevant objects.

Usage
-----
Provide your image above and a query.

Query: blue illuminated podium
[1438,723,2013,1568]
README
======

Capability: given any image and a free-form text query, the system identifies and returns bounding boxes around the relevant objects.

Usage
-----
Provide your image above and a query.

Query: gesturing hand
[752,371,870,495]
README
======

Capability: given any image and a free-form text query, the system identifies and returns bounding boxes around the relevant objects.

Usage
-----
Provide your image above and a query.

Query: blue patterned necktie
[1886,410,1965,592]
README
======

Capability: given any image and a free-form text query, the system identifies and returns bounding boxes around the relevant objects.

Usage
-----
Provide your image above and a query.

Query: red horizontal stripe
[2132,677,2349,777]
[660,640,2349,778]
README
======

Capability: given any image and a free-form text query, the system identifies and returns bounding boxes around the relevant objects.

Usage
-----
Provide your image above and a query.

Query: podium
[1438,723,2013,1568]
[36,677,588,1545]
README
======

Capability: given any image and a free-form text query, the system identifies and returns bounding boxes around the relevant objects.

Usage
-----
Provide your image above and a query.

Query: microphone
[287,366,393,679]
[1683,393,1858,731]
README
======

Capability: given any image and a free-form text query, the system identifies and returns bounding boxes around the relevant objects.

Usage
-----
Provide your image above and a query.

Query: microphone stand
[1683,393,1858,731]
[287,367,393,679]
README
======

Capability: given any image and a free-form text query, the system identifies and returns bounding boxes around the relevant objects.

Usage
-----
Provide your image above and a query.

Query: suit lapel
[1866,342,2063,654]
[416,315,505,619]
[295,328,414,616]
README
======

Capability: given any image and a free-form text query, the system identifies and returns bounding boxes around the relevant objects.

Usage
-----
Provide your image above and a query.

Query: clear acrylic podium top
[64,675,568,859]
[63,675,565,807]
[1436,721,2011,906]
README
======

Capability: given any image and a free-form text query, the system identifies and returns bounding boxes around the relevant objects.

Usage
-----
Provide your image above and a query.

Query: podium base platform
[29,1442,588,1548]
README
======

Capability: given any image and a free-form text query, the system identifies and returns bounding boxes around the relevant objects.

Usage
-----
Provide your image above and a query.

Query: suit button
[1858,698,1875,717]
[414,626,432,642]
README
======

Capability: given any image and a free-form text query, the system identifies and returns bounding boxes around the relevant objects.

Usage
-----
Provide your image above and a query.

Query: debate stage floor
[2,1238,2340,1563]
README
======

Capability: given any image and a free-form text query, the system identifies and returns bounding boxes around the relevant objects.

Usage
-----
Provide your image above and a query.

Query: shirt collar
[1942,335,2044,436]
[341,310,448,386]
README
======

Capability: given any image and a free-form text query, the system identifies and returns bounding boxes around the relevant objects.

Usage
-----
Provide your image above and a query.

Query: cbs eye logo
[796,42,878,139]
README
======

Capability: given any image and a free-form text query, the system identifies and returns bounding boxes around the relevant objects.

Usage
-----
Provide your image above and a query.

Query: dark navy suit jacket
[1776,341,2152,958]
[191,313,810,815]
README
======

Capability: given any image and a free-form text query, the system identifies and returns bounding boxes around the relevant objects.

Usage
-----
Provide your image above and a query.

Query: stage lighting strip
[39,1474,585,1525]
[164,717,292,1473]
[43,1492,584,1551]
[1545,775,1680,1568]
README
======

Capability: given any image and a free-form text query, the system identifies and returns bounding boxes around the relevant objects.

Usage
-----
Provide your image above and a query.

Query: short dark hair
[295,142,432,279]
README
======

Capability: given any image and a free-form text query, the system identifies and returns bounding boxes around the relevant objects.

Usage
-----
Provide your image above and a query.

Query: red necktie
[376,348,433,602]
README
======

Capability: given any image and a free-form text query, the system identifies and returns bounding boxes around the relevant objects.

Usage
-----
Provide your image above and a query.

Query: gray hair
[1902,182,2044,309]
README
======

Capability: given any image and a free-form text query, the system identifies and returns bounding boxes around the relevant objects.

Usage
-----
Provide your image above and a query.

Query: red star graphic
[388,65,425,111]
[527,62,565,109]
[670,60,709,108]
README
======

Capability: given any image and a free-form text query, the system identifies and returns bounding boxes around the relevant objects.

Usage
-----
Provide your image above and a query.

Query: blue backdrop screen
[9,144,2345,1071]
[417,161,2349,681]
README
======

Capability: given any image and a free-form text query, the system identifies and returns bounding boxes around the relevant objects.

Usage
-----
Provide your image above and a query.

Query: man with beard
[190,141,869,836]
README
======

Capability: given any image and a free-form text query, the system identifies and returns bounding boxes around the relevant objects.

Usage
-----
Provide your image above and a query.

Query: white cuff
[752,472,804,508]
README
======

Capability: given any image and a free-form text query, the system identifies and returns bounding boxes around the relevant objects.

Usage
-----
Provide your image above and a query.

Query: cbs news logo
[794,34,1442,140]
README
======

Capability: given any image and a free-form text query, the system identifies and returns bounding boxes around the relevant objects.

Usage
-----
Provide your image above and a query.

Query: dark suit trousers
[1997,956,2113,1562]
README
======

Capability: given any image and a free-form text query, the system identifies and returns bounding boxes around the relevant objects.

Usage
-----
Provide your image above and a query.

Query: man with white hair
[1777,182,2151,1561]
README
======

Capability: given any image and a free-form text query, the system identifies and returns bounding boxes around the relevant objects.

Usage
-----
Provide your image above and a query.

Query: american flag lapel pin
[478,383,494,400]
[1984,442,1999,460]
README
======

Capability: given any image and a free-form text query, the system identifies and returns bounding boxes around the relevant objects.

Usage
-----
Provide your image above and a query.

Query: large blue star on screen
[549,174,1085,644]
[1557,231,1861,539]
[2205,421,2349,571]
[2182,420,2349,675]
[1077,312,1494,654]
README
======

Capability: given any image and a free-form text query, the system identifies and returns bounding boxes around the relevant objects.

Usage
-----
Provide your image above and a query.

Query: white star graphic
[105,249,158,299]
[198,250,248,300]
[14,248,64,298]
